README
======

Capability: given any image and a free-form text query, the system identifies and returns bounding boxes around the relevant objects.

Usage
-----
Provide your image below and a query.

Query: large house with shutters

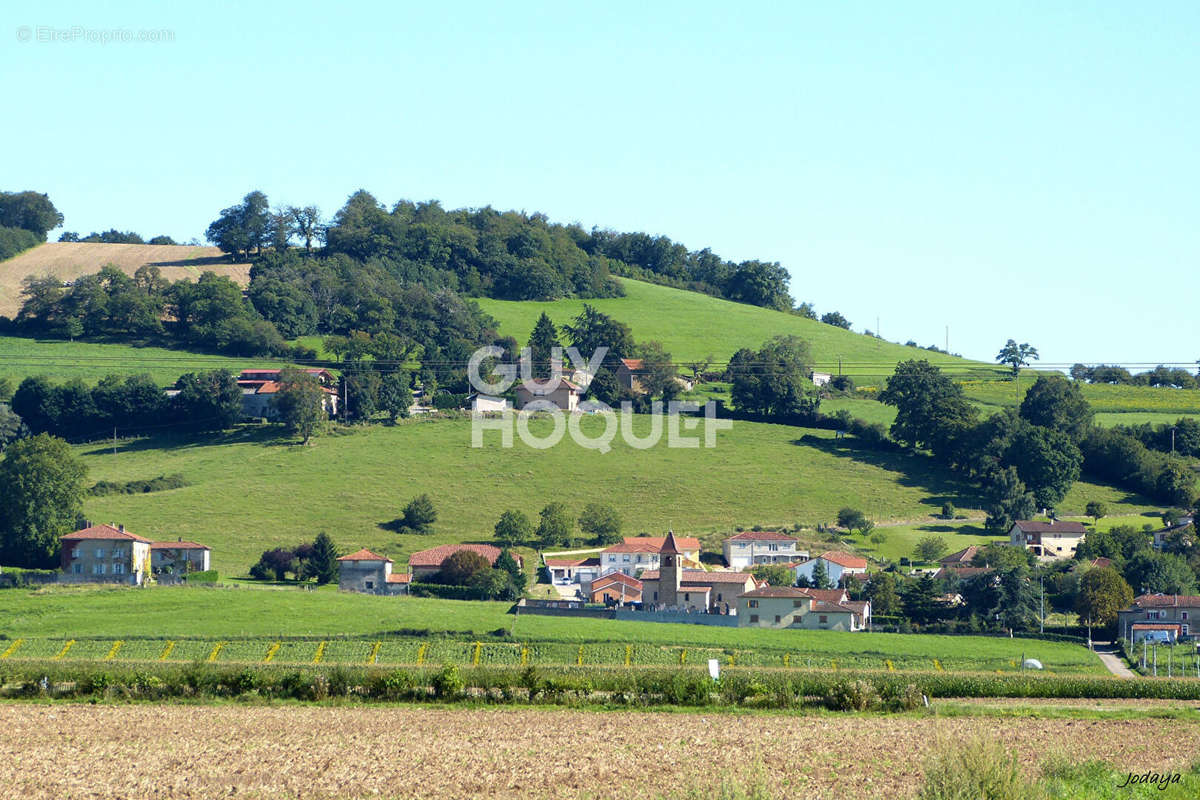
[60,524,153,585]
[723,531,806,570]
[737,585,870,631]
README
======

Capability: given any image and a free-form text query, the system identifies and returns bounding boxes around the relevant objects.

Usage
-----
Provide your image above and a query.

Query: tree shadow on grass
[792,434,987,514]
[80,425,281,456]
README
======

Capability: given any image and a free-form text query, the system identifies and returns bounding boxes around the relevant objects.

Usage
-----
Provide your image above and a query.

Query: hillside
[0,242,251,319]
[476,278,1003,383]
[73,416,1156,577]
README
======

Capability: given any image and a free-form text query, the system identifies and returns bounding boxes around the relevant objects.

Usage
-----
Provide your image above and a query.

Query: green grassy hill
[71,416,1156,577]
[959,376,1200,422]
[477,278,1003,384]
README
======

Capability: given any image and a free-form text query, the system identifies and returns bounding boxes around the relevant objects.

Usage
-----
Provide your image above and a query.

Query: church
[638,531,758,613]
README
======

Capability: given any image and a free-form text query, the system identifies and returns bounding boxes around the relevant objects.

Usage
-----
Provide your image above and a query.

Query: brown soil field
[0,242,251,318]
[1,704,1197,799]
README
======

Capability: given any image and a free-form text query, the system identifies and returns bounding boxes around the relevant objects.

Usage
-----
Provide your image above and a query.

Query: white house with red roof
[722,530,806,570]
[792,551,868,587]
[337,548,410,595]
[237,368,339,420]
[408,544,522,579]
[60,523,154,585]
[601,535,702,577]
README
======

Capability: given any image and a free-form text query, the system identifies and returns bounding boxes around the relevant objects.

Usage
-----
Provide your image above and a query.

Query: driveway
[1093,642,1135,678]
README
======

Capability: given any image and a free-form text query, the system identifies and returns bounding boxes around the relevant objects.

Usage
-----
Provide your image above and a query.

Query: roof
[1012,520,1088,535]
[337,548,392,563]
[517,378,581,393]
[660,530,682,555]
[150,541,209,551]
[640,569,754,585]
[62,524,152,544]
[239,368,331,378]
[409,544,507,567]
[385,572,412,584]
[795,588,850,604]
[739,586,812,599]
[1130,623,1182,631]
[811,600,859,615]
[1089,557,1114,569]
[605,536,702,554]
[619,358,645,371]
[591,572,642,591]
[941,566,994,579]
[543,556,600,568]
[726,530,797,542]
[939,546,978,565]
[814,551,868,569]
[1130,594,1200,609]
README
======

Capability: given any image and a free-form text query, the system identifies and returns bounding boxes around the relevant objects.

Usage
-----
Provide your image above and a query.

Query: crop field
[0,587,1104,674]
[476,278,1005,383]
[69,416,1157,577]
[959,376,1200,416]
[0,242,250,319]
[0,704,1194,800]
[0,335,286,385]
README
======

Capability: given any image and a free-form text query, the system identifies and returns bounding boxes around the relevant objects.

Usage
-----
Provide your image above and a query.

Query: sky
[3,1,1198,368]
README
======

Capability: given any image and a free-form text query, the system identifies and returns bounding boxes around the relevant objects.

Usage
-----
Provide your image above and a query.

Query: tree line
[1070,363,1199,389]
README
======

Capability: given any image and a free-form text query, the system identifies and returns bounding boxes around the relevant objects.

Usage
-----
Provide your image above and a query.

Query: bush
[431,663,463,699]
[824,679,880,711]
[918,737,1034,800]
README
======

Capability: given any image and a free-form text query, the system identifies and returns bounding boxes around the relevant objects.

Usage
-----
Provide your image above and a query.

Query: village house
[237,368,339,420]
[736,586,870,631]
[1009,519,1088,560]
[60,523,153,585]
[337,548,411,595]
[811,371,832,387]
[723,530,806,570]
[792,551,868,586]
[465,393,509,413]
[1117,594,1200,643]
[1153,515,1194,549]
[615,358,646,394]
[514,378,581,412]
[588,571,642,605]
[600,535,702,577]
[150,540,211,578]
[408,544,522,579]
[543,555,601,585]
[938,546,978,568]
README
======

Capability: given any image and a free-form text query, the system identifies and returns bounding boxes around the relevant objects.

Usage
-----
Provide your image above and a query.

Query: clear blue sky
[4,1,1198,367]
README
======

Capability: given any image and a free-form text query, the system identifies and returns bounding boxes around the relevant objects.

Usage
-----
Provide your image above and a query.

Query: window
[653,591,658,601]
[95,548,105,559]
[819,615,827,623]
[1184,625,1190,637]
[365,581,374,590]
[769,544,778,552]
[716,593,722,602]
[749,614,759,623]
[93,563,106,575]
[622,555,630,563]
[774,615,781,623]
[1184,612,1189,620]
[113,563,125,575]
[793,600,805,607]
[72,563,82,574]
[748,600,758,608]
[70,548,80,560]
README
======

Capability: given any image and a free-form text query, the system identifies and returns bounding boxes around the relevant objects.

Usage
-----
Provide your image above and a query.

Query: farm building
[60,524,153,585]
[408,544,522,579]
[723,530,806,570]
[466,393,509,412]
[337,548,411,595]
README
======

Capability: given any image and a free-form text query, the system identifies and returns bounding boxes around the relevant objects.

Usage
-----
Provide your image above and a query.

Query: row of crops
[0,637,1055,673]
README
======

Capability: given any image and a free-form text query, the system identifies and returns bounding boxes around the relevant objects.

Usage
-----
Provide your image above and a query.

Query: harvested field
[0,703,1196,799]
[0,242,250,318]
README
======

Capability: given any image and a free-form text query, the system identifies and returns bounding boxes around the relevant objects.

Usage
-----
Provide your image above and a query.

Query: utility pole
[1039,573,1044,635]
[945,325,949,353]
[113,427,117,456]
[1171,426,1177,455]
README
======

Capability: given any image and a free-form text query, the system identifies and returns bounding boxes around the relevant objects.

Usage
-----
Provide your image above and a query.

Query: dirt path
[1094,642,1136,678]
[1,704,1196,799]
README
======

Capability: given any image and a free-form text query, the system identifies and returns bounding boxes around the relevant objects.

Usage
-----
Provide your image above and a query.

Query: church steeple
[658,530,682,608]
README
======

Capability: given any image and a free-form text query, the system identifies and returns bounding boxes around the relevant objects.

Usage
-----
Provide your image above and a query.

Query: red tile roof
[1089,557,1114,569]
[386,572,412,584]
[62,524,151,544]
[409,544,511,568]
[338,548,392,563]
[544,556,600,568]
[605,536,702,554]
[1130,623,1182,631]
[640,569,754,585]
[1131,594,1200,609]
[941,566,994,579]
[796,588,849,604]
[619,358,645,371]
[150,541,209,550]
[519,378,582,393]
[726,530,797,542]
[739,586,812,599]
[816,551,868,569]
[591,572,642,591]
[939,546,978,565]
[1013,520,1087,534]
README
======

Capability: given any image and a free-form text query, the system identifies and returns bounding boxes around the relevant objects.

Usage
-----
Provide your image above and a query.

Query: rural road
[1093,642,1135,678]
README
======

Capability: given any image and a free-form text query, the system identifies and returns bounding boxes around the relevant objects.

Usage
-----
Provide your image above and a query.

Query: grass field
[0,335,287,386]
[476,278,1005,384]
[0,242,250,319]
[960,376,1200,417]
[0,585,1103,674]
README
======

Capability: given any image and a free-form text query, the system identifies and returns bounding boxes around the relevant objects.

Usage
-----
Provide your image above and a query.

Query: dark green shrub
[431,663,463,700]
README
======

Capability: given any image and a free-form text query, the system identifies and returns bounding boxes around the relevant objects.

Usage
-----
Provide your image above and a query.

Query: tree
[996,339,1039,377]
[750,564,794,587]
[837,507,868,533]
[1156,459,1197,508]
[1075,567,1133,630]
[820,311,851,329]
[288,205,323,254]
[579,502,622,545]
[526,312,561,379]
[270,368,327,444]
[401,493,437,534]
[865,572,901,615]
[1086,501,1107,524]
[879,360,977,456]
[495,548,527,592]
[305,532,340,585]
[810,559,832,590]
[634,341,677,398]
[0,403,23,451]
[1004,425,1083,509]
[902,573,942,624]
[379,372,412,422]
[172,370,242,431]
[563,304,636,364]
[728,335,819,418]
[1019,375,1093,440]
[536,502,575,548]
[0,434,87,567]
[0,191,64,239]
[1124,551,1197,595]
[439,549,491,585]
[494,509,533,547]
[915,536,948,563]
[205,191,271,259]
[249,547,299,581]
[983,467,1037,535]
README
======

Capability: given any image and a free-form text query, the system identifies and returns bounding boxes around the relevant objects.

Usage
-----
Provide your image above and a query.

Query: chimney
[118,524,125,532]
